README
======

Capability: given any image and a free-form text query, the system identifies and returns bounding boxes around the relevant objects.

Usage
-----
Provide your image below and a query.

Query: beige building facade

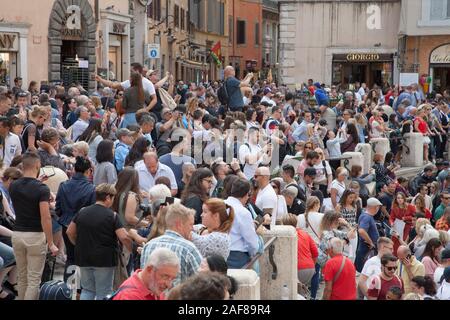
[0,0,141,92]
[279,0,401,88]
[399,0,450,93]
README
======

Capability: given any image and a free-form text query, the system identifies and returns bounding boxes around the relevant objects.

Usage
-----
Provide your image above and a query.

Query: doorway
[432,66,450,93]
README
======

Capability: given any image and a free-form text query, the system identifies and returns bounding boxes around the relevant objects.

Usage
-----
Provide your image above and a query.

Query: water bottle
[281,284,289,300]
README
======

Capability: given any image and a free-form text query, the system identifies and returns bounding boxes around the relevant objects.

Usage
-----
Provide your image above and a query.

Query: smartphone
[165,197,175,205]
[254,215,265,229]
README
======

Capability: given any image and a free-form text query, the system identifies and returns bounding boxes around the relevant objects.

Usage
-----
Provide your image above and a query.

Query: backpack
[39,280,72,300]
[217,79,230,107]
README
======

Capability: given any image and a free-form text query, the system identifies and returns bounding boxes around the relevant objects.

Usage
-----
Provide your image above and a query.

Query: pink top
[421,256,439,278]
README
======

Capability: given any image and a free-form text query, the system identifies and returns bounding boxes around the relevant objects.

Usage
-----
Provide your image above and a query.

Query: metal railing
[242,236,278,280]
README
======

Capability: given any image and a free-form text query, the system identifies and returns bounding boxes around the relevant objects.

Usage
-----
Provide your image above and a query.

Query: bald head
[143,152,159,175]
[256,166,270,176]
[224,66,235,78]
[255,166,271,188]
[397,245,411,259]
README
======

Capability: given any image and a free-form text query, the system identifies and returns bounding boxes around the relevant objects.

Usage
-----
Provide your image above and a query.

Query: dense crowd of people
[0,64,449,300]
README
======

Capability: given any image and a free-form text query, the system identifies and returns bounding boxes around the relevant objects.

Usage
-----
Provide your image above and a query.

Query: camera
[139,203,152,218]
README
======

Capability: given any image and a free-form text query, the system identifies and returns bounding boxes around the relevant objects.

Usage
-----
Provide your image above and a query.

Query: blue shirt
[314,88,329,106]
[292,120,310,142]
[226,77,244,109]
[55,173,96,227]
[114,142,131,172]
[159,153,196,188]
[358,212,379,247]
[394,92,412,111]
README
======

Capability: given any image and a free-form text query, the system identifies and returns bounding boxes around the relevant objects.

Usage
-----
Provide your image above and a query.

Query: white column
[19,33,28,87]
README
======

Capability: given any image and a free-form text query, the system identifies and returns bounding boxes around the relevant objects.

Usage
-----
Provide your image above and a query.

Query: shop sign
[430,44,450,64]
[346,53,380,62]
[0,33,19,51]
[62,5,83,39]
[112,23,127,35]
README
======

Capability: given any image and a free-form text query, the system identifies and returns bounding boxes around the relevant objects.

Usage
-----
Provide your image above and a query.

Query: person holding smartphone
[396,245,425,295]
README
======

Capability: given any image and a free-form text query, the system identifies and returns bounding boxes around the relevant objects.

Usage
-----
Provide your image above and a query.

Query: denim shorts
[52,217,62,234]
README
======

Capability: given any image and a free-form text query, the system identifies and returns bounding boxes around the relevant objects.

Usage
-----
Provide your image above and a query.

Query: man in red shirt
[322,238,356,300]
[367,253,404,300]
[113,248,180,300]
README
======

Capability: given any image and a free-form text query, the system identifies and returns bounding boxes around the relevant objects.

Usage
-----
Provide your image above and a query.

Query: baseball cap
[441,248,450,261]
[264,88,272,95]
[314,82,322,88]
[367,198,383,207]
[304,168,317,177]
[116,128,132,139]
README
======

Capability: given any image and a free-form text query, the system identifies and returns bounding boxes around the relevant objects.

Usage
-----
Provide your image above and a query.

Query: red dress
[390,204,415,255]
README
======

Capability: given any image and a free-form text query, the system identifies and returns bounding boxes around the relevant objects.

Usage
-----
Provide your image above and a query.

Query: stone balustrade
[370,137,390,161]
[355,143,372,174]
[401,133,424,167]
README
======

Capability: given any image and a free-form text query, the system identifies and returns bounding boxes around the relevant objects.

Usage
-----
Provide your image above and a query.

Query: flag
[211,41,222,67]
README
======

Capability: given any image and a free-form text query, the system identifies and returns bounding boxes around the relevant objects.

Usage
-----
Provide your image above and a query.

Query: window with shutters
[419,0,450,26]
[181,8,185,30]
[147,0,161,21]
[174,5,179,28]
[255,22,260,46]
[237,20,246,45]
[229,16,233,44]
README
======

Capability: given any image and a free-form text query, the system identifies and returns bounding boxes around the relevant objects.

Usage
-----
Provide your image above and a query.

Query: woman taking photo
[93,140,117,186]
[330,167,348,209]
[340,123,359,153]
[192,198,235,260]
[181,168,214,224]
[77,118,104,165]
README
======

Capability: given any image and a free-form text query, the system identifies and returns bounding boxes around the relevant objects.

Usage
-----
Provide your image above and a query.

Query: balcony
[263,0,279,12]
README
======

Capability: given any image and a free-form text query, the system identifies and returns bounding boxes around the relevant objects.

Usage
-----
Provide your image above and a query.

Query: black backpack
[217,80,229,107]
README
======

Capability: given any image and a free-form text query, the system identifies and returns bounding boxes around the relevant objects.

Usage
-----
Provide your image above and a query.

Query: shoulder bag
[332,256,347,285]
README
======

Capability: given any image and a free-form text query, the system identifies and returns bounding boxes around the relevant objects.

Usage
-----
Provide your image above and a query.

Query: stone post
[259,226,297,300]
[355,143,372,174]
[227,269,260,300]
[342,152,364,175]
[370,138,390,161]
[401,133,424,167]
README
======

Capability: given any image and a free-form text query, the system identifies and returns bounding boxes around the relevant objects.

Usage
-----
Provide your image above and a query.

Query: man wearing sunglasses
[433,191,450,223]
[367,254,404,300]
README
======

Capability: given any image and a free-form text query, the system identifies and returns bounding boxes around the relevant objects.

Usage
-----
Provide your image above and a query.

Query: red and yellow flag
[211,41,222,67]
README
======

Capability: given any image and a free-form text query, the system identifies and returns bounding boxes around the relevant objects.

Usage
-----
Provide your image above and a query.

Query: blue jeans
[355,243,373,273]
[309,263,321,299]
[120,113,137,129]
[80,267,115,300]
[0,241,15,268]
[227,251,251,269]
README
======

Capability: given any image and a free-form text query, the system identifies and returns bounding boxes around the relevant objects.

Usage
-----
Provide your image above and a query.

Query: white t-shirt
[239,143,263,180]
[434,266,445,286]
[121,77,156,96]
[261,96,276,107]
[331,179,346,203]
[436,280,450,300]
[361,256,381,285]
[297,212,324,245]
[0,133,22,168]
[275,195,288,223]
[314,161,332,185]
[371,120,383,138]
[256,184,278,225]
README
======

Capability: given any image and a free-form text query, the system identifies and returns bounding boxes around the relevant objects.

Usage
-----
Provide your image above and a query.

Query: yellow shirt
[396,257,425,294]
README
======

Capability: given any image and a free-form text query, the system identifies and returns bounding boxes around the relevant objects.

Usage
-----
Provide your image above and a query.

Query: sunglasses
[384,266,398,271]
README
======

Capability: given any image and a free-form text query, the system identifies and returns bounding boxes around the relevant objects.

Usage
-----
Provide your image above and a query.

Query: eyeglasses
[384,266,398,271]
[203,179,214,184]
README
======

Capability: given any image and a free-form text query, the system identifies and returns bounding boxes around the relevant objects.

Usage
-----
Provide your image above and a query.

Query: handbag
[112,213,129,290]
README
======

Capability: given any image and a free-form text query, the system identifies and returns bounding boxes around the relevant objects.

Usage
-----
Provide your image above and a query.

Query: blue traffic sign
[150,50,158,58]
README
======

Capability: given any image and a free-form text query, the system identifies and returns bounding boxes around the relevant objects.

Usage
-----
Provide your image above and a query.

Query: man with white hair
[322,237,356,300]
[71,106,90,141]
[148,184,172,203]
[113,248,180,300]
[140,203,202,285]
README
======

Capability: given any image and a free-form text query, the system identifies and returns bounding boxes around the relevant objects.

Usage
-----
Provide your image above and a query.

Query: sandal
[0,289,15,300]
[3,281,18,296]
